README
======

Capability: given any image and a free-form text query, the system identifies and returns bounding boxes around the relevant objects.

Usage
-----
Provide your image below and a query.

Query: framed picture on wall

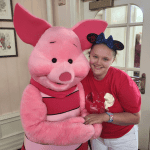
[0,28,18,57]
[0,0,13,21]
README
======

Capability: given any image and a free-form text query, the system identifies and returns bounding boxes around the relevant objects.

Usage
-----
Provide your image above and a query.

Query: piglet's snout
[59,72,72,81]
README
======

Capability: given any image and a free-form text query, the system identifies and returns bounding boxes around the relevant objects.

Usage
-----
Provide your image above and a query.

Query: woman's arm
[84,111,140,126]
[109,112,140,125]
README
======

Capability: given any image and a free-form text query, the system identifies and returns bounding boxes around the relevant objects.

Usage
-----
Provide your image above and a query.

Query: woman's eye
[103,58,108,61]
[93,55,98,58]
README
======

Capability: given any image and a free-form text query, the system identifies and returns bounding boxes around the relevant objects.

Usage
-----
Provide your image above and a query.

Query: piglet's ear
[72,19,108,51]
[13,3,52,46]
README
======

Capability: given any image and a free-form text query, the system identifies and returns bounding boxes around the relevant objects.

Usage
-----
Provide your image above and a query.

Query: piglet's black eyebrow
[73,44,77,47]
[50,41,56,43]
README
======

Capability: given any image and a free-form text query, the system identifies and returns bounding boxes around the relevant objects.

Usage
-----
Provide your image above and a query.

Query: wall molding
[0,132,24,150]
[0,112,20,124]
[0,112,24,150]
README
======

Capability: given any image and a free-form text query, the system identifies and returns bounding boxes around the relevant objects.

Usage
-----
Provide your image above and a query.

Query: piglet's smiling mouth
[56,83,65,85]
[49,81,69,89]
[94,65,104,69]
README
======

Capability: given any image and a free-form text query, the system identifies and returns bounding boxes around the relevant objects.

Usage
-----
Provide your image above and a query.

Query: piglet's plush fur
[14,3,107,150]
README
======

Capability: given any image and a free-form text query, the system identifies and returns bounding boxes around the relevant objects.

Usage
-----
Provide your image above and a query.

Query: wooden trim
[89,0,114,10]
[81,0,93,2]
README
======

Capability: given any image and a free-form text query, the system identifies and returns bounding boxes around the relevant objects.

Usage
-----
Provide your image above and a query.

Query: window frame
[99,4,143,74]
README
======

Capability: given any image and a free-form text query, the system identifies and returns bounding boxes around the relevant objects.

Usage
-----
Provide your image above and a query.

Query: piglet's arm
[77,82,89,117]
[21,84,95,145]
[78,82,102,138]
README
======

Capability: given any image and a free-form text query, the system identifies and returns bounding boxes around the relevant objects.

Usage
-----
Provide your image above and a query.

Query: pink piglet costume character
[13,3,108,150]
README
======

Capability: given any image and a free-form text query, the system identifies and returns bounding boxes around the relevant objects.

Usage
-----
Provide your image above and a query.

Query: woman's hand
[84,113,109,125]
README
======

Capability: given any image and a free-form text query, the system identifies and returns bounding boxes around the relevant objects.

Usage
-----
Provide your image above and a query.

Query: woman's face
[90,44,115,80]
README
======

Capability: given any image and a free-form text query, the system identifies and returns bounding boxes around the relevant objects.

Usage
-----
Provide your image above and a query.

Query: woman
[134,33,141,68]
[81,33,141,150]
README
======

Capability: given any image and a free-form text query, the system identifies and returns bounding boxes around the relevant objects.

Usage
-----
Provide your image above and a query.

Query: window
[95,4,143,77]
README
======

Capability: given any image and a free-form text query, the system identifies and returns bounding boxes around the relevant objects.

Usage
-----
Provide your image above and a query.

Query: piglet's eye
[68,59,73,64]
[50,41,56,43]
[73,44,77,47]
[52,58,57,63]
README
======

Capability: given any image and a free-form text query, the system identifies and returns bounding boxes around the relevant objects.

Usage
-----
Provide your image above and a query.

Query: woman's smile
[93,65,104,70]
[94,65,103,68]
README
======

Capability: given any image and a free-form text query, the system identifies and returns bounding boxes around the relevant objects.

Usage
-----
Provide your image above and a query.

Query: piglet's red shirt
[81,67,141,139]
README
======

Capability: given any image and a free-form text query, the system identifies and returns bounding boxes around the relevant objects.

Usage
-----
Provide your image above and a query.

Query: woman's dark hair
[89,43,117,58]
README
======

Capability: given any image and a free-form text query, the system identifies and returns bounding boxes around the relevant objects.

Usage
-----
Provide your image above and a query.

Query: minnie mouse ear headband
[87,32,124,51]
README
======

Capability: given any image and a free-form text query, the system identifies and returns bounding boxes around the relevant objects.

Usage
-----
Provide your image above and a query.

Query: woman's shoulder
[108,67,133,85]
[109,67,137,88]
[109,67,127,78]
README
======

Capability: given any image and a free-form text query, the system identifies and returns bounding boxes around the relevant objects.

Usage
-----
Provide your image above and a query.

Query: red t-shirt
[81,66,141,138]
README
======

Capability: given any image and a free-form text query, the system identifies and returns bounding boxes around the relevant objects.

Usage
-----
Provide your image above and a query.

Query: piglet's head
[14,3,108,92]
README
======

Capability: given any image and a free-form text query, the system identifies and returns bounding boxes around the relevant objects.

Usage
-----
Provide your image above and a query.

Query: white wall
[0,0,47,116]
[52,0,84,27]
[0,0,48,149]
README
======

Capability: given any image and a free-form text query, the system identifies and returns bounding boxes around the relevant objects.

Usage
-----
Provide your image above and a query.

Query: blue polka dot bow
[87,32,124,51]
[96,32,114,49]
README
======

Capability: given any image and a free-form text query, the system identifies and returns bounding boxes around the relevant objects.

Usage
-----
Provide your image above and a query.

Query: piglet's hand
[91,124,102,139]
[84,114,103,139]
[54,117,95,145]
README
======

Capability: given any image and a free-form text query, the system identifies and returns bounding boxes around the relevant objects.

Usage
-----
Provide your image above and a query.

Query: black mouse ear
[87,33,98,44]
[113,40,124,50]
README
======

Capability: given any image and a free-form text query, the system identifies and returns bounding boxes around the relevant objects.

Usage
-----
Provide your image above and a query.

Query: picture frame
[0,28,18,58]
[0,0,13,21]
